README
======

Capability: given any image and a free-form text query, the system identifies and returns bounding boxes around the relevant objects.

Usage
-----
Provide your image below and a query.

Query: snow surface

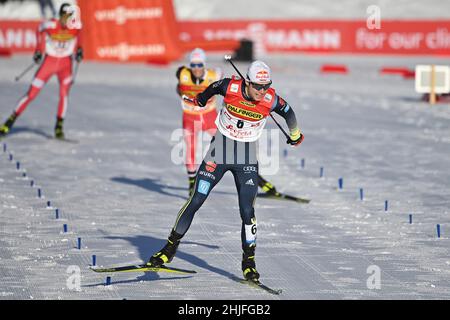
[0,53,449,300]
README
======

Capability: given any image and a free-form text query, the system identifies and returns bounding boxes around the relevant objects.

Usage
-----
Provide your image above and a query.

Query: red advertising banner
[77,0,183,63]
[0,21,39,53]
[179,20,450,56]
[2,18,450,57]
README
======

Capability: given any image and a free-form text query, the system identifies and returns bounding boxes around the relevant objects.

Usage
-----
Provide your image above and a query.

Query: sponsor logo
[50,33,76,41]
[230,83,239,93]
[226,104,263,120]
[96,43,165,61]
[0,28,37,49]
[197,180,211,195]
[95,6,163,25]
[205,161,217,172]
[243,166,257,173]
[239,101,256,108]
[198,171,216,180]
[264,93,273,103]
[245,179,255,186]
[225,124,252,137]
[256,70,270,81]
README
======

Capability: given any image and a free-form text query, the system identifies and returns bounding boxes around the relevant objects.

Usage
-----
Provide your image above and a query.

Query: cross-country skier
[148,60,304,281]
[0,3,83,140]
[176,48,222,195]
[177,48,292,198]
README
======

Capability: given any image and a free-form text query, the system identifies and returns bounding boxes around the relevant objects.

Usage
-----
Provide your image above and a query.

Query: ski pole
[224,55,291,141]
[14,62,37,82]
[71,60,79,85]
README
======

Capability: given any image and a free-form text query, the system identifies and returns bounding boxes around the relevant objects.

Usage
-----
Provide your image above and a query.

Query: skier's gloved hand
[182,95,204,107]
[75,47,83,62]
[287,127,304,146]
[33,51,42,64]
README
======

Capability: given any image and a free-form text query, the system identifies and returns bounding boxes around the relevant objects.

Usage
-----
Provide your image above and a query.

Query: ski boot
[0,113,18,138]
[242,247,260,281]
[188,171,196,196]
[54,117,65,139]
[147,230,182,267]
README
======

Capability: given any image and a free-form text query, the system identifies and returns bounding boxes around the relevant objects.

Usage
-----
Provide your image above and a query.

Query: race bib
[45,35,77,58]
[216,107,267,142]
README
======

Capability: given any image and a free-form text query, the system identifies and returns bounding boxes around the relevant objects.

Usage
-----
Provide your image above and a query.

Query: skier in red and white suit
[0,3,83,140]
[176,48,222,194]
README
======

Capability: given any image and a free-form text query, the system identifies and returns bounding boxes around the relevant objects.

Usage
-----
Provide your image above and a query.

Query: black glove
[182,95,204,107]
[75,47,83,62]
[33,51,42,64]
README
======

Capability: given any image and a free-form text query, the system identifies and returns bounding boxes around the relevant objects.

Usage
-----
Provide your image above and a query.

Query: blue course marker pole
[22,172,27,178]
[320,167,324,178]
[47,201,51,208]
[9,153,13,161]
[409,214,413,224]
[55,209,59,219]
[92,255,96,266]
[38,188,42,198]
[63,224,68,233]
[437,224,441,238]
[30,180,34,187]
[384,200,388,212]
[283,149,288,158]
[16,161,20,170]
[338,178,343,190]
[77,237,81,249]
[301,158,305,169]
[106,276,111,286]
[359,188,364,201]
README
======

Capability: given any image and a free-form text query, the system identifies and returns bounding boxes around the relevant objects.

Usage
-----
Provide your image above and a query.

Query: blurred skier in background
[0,3,83,140]
[38,0,56,19]
[176,48,222,195]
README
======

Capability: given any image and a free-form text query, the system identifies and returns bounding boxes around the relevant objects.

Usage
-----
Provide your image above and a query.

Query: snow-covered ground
[0,53,449,300]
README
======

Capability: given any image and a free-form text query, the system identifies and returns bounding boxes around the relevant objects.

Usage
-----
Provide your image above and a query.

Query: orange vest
[216,77,276,142]
[178,67,219,115]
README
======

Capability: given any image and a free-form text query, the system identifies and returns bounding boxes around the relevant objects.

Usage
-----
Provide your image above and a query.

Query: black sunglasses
[190,63,204,68]
[250,81,272,91]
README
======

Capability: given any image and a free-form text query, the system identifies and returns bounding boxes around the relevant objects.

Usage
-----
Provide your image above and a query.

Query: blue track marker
[359,188,364,201]
[409,214,412,224]
[63,224,68,233]
[92,255,96,266]
[77,237,81,249]
[384,200,388,212]
[437,224,441,238]
[106,276,111,286]
[55,209,59,219]
[320,167,324,178]
[338,178,343,189]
